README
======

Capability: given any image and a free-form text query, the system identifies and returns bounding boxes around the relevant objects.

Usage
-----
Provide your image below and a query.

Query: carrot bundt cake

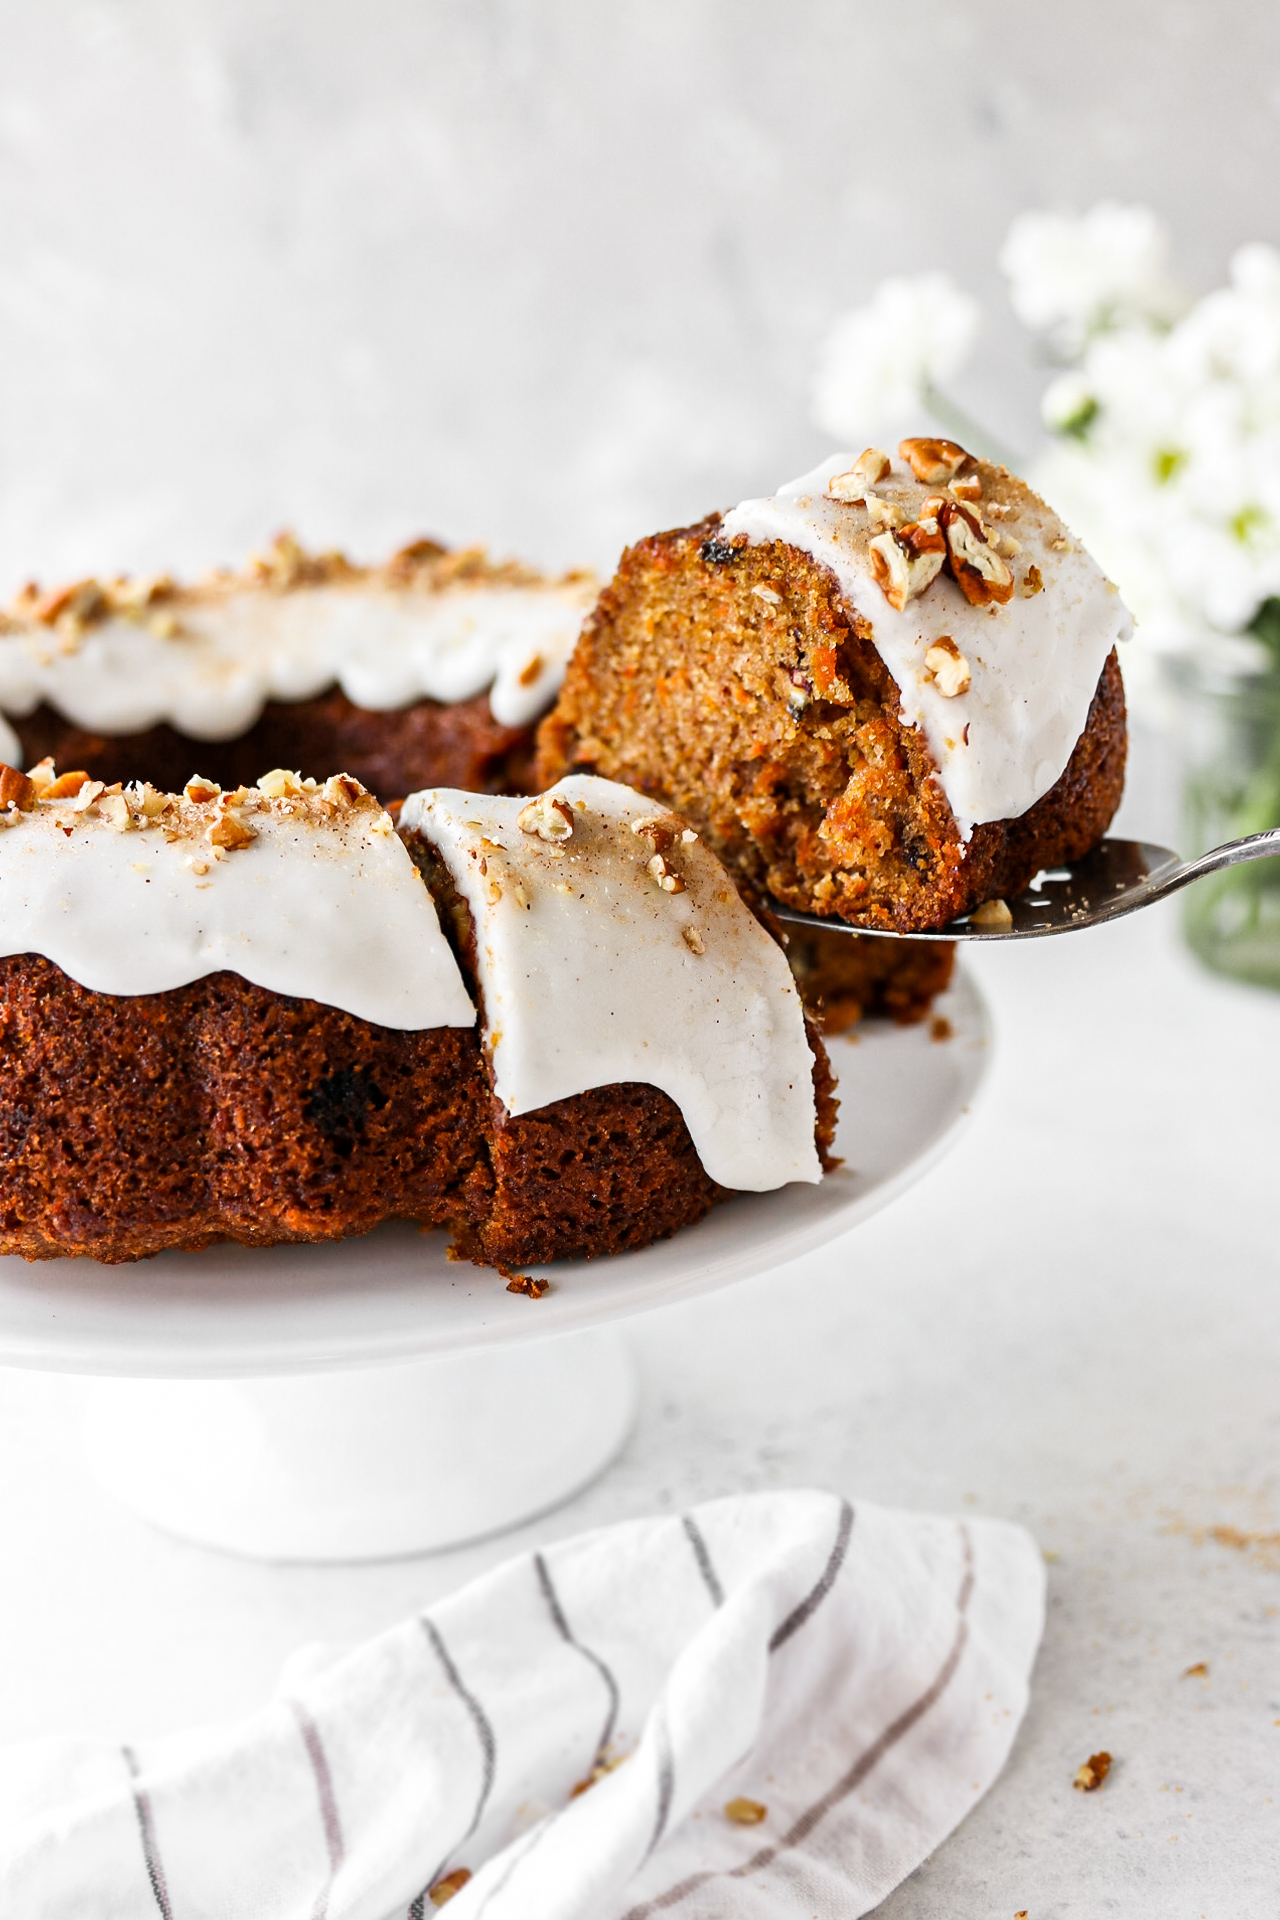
[537,439,1131,933]
[0,535,597,803]
[2,526,958,1018]
[0,764,834,1266]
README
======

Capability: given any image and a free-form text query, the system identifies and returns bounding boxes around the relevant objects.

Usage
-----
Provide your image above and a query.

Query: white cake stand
[0,971,990,1560]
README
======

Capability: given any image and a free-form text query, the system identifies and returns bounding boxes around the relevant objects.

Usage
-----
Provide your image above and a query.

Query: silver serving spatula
[770,827,1280,941]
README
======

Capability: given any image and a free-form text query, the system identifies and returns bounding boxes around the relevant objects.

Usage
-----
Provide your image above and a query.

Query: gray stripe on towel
[122,1744,173,1920]
[619,1522,975,1919]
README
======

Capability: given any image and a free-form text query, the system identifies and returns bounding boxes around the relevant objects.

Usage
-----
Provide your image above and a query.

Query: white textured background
[2,1,1280,589]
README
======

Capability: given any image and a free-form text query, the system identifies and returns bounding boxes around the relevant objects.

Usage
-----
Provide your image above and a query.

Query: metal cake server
[770,827,1280,941]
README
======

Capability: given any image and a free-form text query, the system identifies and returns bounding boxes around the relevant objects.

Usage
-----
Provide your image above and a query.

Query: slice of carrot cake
[537,440,1130,932]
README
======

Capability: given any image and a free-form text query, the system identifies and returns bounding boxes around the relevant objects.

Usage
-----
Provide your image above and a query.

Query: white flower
[1034,241,1280,660]
[811,273,981,438]
[1001,203,1182,356]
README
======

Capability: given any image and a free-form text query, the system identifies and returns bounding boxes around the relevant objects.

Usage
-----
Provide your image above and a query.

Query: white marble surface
[0,740,1277,1914]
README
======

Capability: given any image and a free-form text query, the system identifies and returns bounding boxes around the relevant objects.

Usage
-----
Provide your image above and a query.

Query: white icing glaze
[0,787,475,1029]
[0,579,596,743]
[400,775,822,1193]
[720,451,1132,840]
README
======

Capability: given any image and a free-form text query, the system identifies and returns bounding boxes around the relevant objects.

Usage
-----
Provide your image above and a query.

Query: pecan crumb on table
[1073,1750,1112,1792]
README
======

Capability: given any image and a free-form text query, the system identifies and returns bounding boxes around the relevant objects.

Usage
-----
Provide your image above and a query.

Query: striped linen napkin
[0,1489,1043,1919]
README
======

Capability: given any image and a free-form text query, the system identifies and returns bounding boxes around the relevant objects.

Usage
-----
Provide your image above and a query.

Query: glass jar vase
[1172,654,1280,989]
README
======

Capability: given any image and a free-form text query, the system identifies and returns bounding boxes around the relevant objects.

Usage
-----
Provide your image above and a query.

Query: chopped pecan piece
[42,769,92,800]
[971,897,1013,928]
[208,813,258,851]
[0,764,38,811]
[940,502,1014,606]
[99,791,134,832]
[1073,1751,1112,1792]
[631,812,687,854]
[828,447,891,499]
[866,496,908,531]
[899,437,969,484]
[924,636,972,697]
[648,852,686,893]
[127,781,170,818]
[323,773,366,808]
[517,793,575,842]
[257,768,305,799]
[33,579,107,627]
[869,522,946,611]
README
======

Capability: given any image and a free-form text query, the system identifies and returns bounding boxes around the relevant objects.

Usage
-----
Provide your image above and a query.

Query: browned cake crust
[13,687,537,808]
[0,951,838,1268]
[536,515,1127,933]
[3,534,589,804]
[0,957,492,1263]
[785,928,955,1035]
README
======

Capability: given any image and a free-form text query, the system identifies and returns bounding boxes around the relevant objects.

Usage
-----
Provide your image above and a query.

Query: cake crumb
[929,1015,953,1042]
[682,925,706,955]
[1073,1751,1112,1792]
[1182,1661,1209,1679]
[506,1273,548,1299]
[724,1797,767,1825]
[428,1867,471,1906]
[570,1745,629,1797]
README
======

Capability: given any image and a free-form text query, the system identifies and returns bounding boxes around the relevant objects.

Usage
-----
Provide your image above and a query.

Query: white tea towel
[0,1489,1044,1919]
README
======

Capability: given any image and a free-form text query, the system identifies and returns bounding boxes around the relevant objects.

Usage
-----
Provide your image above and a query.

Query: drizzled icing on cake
[400,774,822,1193]
[0,769,474,1030]
[720,447,1132,840]
[0,539,597,763]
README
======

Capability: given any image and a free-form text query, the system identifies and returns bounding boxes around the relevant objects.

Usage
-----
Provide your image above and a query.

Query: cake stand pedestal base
[82,1327,637,1562]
